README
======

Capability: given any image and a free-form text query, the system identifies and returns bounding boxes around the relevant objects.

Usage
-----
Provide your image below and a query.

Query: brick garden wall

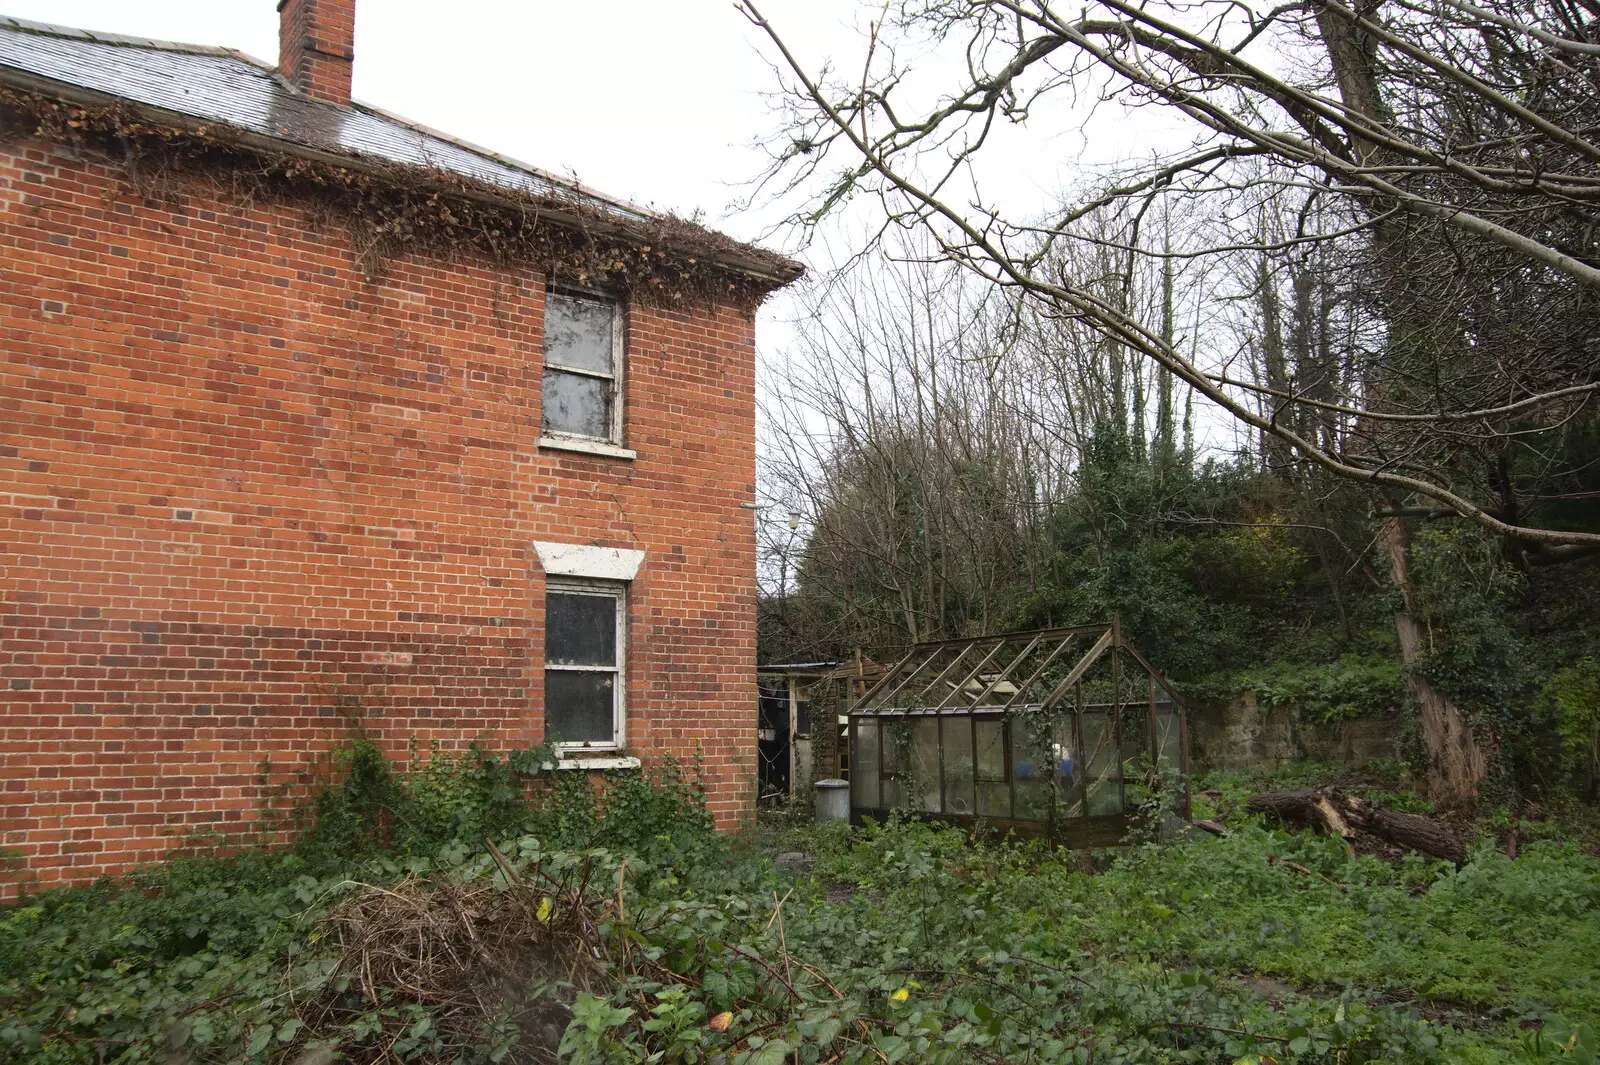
[0,135,760,893]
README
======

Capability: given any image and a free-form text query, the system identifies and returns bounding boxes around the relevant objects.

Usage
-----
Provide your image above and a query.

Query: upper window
[544,580,626,749]
[543,289,624,443]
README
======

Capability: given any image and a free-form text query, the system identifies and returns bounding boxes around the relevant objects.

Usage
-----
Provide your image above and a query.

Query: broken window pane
[758,684,788,732]
[1157,706,1183,772]
[1012,714,1053,819]
[880,721,909,809]
[1082,711,1122,816]
[881,776,906,810]
[547,592,616,666]
[1120,709,1150,771]
[975,718,1006,781]
[1052,716,1083,816]
[880,721,903,776]
[543,369,611,438]
[977,780,1011,818]
[545,292,615,373]
[545,671,614,743]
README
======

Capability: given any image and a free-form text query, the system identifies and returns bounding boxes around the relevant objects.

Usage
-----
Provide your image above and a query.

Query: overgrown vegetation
[0,86,795,308]
[0,739,712,1064]
[1541,659,1600,800]
[1187,657,1404,725]
[4,745,1598,1064]
[299,737,712,863]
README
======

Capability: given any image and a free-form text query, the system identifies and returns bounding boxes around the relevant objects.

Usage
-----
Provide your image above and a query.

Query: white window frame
[540,286,626,448]
[543,577,627,752]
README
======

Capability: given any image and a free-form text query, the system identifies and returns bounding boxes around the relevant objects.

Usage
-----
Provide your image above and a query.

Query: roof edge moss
[0,66,804,296]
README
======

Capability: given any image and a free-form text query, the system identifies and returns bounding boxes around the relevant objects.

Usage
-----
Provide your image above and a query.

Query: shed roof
[0,16,802,288]
[757,662,842,675]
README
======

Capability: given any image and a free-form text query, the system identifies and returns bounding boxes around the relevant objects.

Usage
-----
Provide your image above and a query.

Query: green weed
[2,743,1597,1064]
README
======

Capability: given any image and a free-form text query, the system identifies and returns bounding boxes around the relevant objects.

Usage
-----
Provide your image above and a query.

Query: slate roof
[0,15,800,284]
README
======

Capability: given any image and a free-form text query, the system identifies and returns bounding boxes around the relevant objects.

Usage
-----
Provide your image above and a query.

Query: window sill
[544,754,642,772]
[538,435,637,461]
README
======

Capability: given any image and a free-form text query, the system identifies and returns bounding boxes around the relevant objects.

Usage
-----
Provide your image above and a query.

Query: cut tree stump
[1245,788,1466,863]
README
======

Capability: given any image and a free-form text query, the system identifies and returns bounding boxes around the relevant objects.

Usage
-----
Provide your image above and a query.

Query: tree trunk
[1255,252,1293,474]
[1309,13,1494,805]
[1381,515,1491,804]
[1311,531,1353,639]
[1246,787,1467,863]
[1155,238,1177,478]
[1357,799,1468,864]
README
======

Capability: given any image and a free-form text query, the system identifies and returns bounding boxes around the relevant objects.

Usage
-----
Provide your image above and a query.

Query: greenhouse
[847,622,1189,845]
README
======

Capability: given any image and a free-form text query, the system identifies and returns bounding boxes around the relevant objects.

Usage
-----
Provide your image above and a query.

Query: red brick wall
[0,135,760,893]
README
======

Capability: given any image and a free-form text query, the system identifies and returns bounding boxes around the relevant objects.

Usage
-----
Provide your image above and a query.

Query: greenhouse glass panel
[977,780,1012,818]
[1052,716,1084,818]
[1011,713,1054,820]
[974,717,1010,817]
[880,721,908,810]
[852,720,879,810]
[1156,705,1183,772]
[944,717,975,816]
[1082,710,1122,816]
[912,718,942,812]
[1121,709,1151,776]
[975,718,1006,781]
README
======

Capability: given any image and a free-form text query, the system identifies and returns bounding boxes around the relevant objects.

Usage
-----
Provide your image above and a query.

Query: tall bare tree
[759,229,1210,659]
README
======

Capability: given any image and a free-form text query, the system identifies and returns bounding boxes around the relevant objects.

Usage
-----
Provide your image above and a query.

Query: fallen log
[1246,788,1466,863]
[1312,793,1352,836]
[1352,797,1468,864]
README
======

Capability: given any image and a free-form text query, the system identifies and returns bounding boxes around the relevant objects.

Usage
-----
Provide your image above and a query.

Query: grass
[780,814,1599,1062]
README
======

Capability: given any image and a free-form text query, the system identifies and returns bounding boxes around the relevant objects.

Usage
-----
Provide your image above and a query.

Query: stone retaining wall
[1186,692,1401,773]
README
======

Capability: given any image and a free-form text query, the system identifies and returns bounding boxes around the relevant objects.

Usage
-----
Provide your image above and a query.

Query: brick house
[0,1,800,892]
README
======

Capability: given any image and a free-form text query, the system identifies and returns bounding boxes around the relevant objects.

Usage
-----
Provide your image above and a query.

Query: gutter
[0,65,805,290]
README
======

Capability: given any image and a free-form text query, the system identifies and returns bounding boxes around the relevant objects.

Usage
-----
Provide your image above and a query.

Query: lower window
[544,580,626,749]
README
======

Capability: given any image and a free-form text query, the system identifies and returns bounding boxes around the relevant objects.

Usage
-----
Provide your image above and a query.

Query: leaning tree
[743,0,1600,801]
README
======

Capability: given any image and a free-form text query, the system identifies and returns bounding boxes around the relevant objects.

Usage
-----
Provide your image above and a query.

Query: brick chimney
[277,0,355,105]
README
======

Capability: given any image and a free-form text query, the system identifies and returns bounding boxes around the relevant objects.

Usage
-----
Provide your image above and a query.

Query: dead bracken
[296,847,613,1065]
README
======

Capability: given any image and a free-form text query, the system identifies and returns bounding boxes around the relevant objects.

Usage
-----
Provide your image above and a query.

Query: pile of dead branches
[291,847,626,1064]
